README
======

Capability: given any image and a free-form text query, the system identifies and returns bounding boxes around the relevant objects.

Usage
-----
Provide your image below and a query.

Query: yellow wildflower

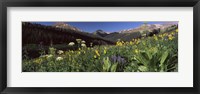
[116,41,123,46]
[169,37,173,40]
[94,55,97,59]
[136,40,140,44]
[104,49,107,54]
[134,49,139,54]
[34,58,43,64]
[176,29,178,32]
[163,33,167,37]
[134,39,137,42]
[168,34,174,40]
[95,50,100,57]
[125,42,129,45]
[130,41,133,45]
[154,36,158,41]
[158,34,163,38]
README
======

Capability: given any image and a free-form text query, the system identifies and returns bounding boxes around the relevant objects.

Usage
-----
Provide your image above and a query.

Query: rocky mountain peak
[53,22,81,31]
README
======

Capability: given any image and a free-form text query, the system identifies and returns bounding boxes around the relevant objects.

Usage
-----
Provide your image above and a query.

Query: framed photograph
[0,0,200,94]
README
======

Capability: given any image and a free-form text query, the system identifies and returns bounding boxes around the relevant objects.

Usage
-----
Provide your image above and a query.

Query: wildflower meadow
[22,28,178,72]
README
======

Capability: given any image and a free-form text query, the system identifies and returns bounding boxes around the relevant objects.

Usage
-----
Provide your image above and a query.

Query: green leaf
[160,50,168,64]
[141,51,150,60]
[138,66,148,72]
[111,63,118,72]
[103,57,111,72]
[160,50,169,72]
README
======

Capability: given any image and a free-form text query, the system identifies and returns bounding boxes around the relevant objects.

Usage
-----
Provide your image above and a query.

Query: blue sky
[32,22,176,33]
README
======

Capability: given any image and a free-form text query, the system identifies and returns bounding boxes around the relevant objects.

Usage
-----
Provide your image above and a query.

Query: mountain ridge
[119,23,178,33]
[52,22,82,32]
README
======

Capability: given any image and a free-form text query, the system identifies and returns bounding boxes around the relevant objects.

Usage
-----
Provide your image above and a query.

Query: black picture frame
[0,0,200,94]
